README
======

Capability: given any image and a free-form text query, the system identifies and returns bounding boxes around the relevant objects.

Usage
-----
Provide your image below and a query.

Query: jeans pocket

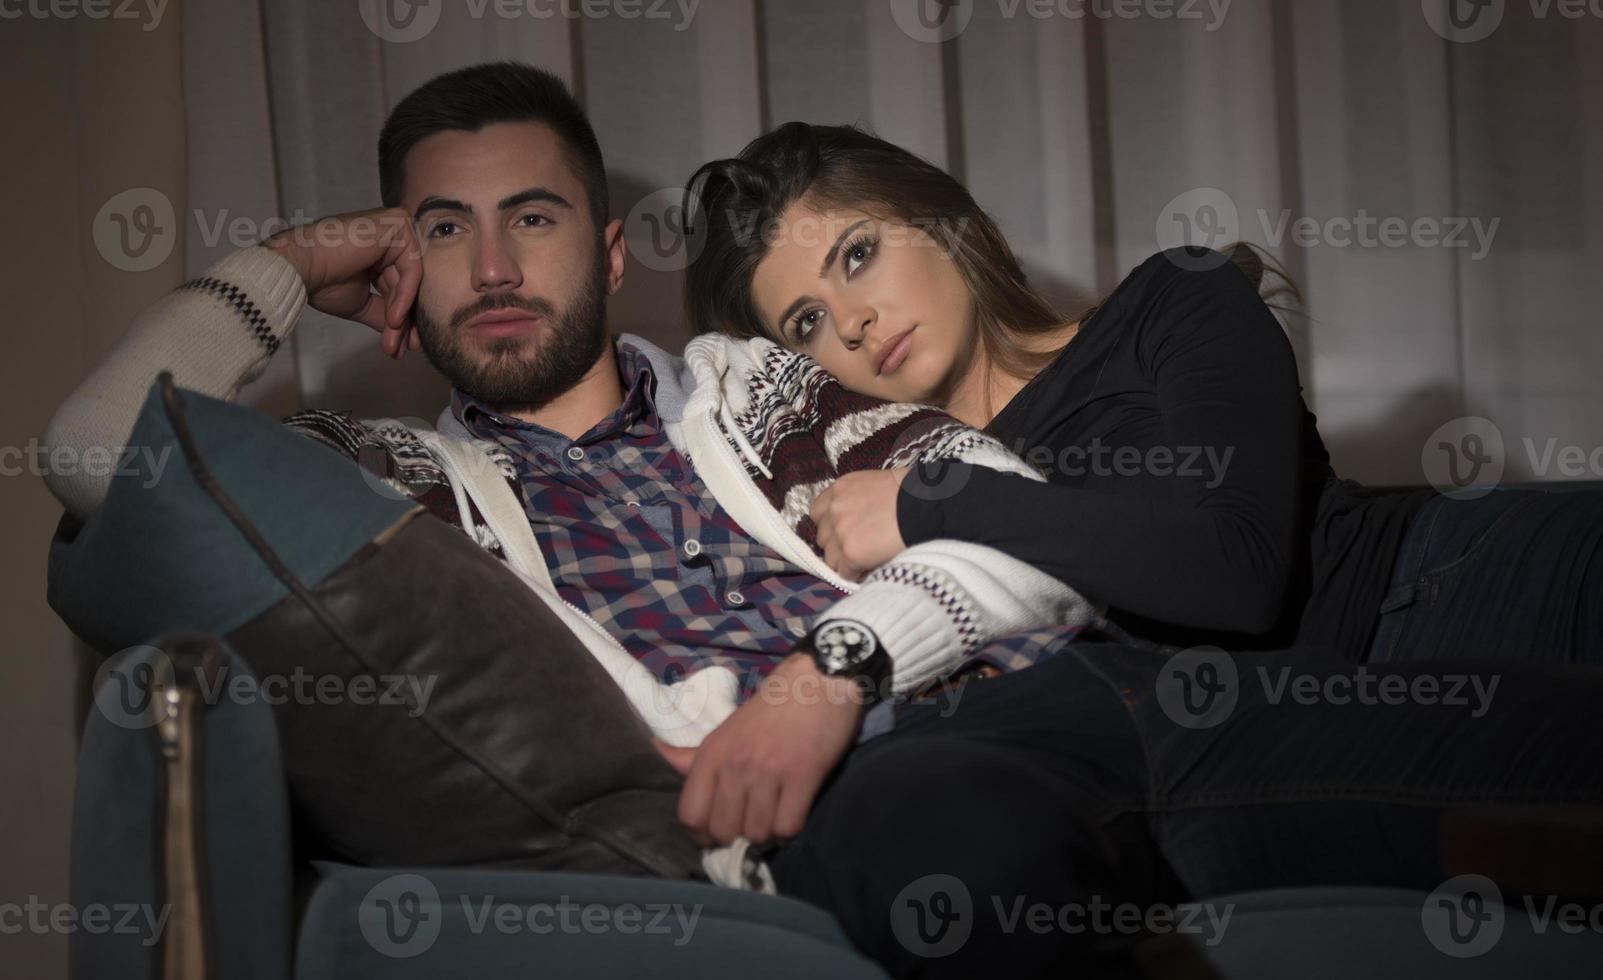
[1418,491,1543,579]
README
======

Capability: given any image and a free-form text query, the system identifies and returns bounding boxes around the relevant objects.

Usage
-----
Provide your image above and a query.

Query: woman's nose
[835,307,874,348]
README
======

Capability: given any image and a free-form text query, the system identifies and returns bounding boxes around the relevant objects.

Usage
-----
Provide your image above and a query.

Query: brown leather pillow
[54,375,702,879]
[223,508,706,878]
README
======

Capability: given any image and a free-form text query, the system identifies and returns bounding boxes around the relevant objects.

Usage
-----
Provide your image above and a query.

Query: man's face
[399,121,625,410]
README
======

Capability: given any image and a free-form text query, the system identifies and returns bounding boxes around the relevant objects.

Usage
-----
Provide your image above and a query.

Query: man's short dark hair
[378,61,608,228]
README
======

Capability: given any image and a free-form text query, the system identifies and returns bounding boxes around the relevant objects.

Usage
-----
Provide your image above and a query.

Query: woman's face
[749,202,979,405]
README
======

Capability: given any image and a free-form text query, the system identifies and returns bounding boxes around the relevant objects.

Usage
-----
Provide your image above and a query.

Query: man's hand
[810,467,911,582]
[654,653,866,847]
[262,208,424,359]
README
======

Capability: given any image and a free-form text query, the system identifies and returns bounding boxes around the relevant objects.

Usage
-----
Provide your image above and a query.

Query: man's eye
[517,214,551,228]
[428,221,460,239]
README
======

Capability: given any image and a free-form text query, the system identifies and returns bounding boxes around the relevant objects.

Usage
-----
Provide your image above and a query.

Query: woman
[683,122,1603,663]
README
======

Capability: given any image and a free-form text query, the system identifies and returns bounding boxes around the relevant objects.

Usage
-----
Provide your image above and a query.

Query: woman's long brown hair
[683,123,1297,388]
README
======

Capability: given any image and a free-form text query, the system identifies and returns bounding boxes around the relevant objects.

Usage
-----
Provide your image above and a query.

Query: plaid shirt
[450,341,1084,697]
[453,343,840,696]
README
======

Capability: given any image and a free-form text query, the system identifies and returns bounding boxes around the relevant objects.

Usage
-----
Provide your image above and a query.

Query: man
[43,61,1603,979]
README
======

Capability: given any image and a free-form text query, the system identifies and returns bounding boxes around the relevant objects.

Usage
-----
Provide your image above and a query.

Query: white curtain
[184,0,1603,485]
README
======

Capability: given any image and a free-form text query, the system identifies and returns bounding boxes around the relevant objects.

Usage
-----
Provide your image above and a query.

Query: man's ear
[603,217,627,295]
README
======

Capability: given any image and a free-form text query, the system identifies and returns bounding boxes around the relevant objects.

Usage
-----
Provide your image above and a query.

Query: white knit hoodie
[43,245,1100,890]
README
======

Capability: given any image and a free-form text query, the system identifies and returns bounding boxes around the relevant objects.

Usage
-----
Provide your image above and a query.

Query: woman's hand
[809,467,911,581]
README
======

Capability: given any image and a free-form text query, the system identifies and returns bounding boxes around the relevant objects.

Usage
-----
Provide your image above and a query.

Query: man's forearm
[42,245,307,516]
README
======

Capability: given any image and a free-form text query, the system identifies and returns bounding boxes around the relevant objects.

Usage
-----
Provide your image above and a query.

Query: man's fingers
[741,778,782,845]
[677,758,716,846]
[653,739,697,776]
[706,772,752,846]
[352,292,391,336]
[390,241,423,328]
[774,773,823,842]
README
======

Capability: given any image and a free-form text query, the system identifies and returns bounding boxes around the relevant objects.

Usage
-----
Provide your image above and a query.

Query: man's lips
[465,309,544,339]
[876,326,917,376]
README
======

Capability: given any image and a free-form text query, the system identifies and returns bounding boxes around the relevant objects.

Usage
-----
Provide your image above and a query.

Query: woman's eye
[844,239,876,277]
[793,309,823,342]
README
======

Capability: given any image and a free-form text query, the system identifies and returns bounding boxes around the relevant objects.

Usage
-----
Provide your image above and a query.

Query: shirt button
[566,446,586,462]
[725,590,746,607]
[682,538,702,559]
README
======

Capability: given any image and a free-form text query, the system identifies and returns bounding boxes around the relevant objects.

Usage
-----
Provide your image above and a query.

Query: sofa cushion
[294,862,890,979]
[49,375,703,880]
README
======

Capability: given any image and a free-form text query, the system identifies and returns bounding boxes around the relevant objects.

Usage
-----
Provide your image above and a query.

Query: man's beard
[412,249,610,414]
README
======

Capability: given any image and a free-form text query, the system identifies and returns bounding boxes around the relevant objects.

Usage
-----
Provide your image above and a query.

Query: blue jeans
[1367,488,1603,664]
[769,631,1603,978]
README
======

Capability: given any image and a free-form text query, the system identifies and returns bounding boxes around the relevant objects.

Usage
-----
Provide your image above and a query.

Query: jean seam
[1368,496,1450,660]
[1416,491,1543,581]
[1062,645,1185,869]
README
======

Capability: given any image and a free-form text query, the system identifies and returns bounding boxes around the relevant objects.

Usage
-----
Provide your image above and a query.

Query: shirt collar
[451,339,659,445]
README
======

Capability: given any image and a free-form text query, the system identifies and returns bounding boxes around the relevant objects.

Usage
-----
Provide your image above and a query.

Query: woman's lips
[877,326,917,376]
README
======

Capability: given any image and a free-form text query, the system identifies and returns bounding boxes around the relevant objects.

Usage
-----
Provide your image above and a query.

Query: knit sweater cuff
[194,245,309,385]
[42,245,308,516]
[819,539,1101,696]
[817,574,967,697]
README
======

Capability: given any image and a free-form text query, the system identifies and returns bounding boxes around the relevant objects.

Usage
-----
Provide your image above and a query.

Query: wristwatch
[796,618,892,701]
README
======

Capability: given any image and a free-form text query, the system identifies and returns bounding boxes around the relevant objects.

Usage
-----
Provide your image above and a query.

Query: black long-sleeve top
[896,249,1431,658]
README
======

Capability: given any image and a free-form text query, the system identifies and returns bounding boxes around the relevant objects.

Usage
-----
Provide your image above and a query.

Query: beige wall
[0,6,185,977]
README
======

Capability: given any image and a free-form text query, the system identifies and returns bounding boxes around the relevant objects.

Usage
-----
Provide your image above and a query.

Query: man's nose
[472,233,523,292]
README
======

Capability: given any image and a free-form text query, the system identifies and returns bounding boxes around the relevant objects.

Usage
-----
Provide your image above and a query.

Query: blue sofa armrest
[293,863,891,979]
[70,633,293,980]
[1187,886,1603,979]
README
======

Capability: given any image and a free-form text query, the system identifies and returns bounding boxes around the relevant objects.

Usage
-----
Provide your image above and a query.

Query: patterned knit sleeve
[43,245,307,517]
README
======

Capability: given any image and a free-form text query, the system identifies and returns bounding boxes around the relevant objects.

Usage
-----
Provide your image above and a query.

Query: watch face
[814,620,877,673]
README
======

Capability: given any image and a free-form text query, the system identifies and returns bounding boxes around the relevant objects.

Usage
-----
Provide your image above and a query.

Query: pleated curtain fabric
[183,0,1603,487]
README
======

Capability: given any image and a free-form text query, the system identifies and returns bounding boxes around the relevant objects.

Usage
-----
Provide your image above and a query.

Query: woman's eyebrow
[773,218,872,333]
[818,218,870,277]
[775,293,818,334]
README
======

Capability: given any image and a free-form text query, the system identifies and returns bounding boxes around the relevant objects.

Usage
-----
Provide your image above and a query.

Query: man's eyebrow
[497,187,574,212]
[414,196,468,220]
[412,187,575,221]
[774,218,871,334]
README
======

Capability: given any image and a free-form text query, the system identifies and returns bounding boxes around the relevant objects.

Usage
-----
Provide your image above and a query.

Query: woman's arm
[898,255,1304,635]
